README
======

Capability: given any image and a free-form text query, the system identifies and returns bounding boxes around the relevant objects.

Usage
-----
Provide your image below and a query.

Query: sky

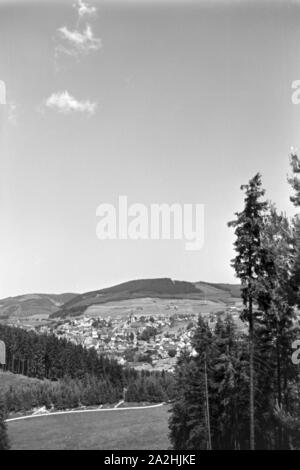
[1,0,300,298]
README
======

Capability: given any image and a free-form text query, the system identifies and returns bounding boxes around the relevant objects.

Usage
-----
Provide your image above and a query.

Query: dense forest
[0,323,125,382]
[0,324,175,415]
[169,314,300,449]
[169,154,300,450]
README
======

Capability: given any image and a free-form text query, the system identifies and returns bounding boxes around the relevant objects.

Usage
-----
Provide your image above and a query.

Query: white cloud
[54,0,100,64]
[56,24,101,57]
[75,0,97,18]
[45,91,97,116]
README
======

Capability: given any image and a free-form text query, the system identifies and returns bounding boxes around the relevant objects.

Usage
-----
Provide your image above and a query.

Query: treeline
[170,314,300,449]
[126,370,175,403]
[0,324,175,415]
[169,154,300,450]
[0,324,124,384]
[2,376,121,414]
[1,370,175,415]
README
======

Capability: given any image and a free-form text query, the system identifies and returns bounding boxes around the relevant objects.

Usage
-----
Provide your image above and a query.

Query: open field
[2,296,240,328]
[7,404,171,450]
[84,297,228,319]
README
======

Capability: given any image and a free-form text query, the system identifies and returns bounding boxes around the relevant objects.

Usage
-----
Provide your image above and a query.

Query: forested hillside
[51,278,240,319]
[0,325,175,415]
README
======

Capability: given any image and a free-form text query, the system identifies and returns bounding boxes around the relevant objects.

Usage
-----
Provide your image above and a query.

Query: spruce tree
[169,318,213,450]
[211,315,249,449]
[260,207,296,398]
[228,173,269,450]
[288,153,300,306]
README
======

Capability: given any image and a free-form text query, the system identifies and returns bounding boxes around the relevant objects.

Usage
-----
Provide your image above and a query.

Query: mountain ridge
[0,278,241,321]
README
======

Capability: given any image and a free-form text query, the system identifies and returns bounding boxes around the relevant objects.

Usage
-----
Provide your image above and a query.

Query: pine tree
[169,317,213,450]
[211,315,249,449]
[288,153,300,306]
[169,351,207,449]
[228,173,270,450]
[260,207,297,396]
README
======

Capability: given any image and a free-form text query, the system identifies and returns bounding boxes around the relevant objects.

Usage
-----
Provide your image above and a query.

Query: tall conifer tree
[228,173,269,450]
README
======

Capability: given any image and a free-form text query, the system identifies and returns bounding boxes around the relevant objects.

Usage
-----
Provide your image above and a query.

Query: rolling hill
[0,293,77,320]
[50,278,240,319]
[0,278,241,321]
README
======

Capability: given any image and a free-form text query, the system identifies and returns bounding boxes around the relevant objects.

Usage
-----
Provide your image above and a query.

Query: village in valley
[16,301,244,373]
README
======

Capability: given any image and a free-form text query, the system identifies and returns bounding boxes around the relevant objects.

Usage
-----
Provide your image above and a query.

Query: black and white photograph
[1,0,300,453]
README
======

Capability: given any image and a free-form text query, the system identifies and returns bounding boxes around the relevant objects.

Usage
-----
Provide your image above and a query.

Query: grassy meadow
[7,405,171,450]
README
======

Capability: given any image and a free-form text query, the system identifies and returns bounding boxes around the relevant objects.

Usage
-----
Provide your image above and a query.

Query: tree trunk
[204,354,212,450]
[249,297,255,450]
[276,335,283,448]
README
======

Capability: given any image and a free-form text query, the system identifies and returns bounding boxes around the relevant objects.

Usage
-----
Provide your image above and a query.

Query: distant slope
[0,279,240,321]
[0,293,77,320]
[196,281,241,299]
[51,278,240,319]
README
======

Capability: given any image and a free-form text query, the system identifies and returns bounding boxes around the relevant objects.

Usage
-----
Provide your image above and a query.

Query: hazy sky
[1,0,300,298]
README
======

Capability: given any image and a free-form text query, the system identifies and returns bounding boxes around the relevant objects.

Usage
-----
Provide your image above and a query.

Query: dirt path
[6,402,165,423]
